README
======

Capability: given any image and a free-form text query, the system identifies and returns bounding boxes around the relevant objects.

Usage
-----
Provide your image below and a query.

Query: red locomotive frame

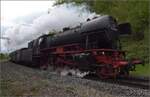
[37,43,142,79]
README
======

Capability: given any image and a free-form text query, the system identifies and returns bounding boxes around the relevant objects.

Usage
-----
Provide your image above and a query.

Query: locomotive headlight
[102,52,105,55]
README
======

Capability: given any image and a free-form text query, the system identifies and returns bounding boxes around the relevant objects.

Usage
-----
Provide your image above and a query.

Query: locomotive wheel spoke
[97,67,109,79]
[96,65,118,79]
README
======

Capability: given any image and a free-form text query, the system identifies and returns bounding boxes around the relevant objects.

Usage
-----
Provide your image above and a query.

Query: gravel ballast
[0,61,149,97]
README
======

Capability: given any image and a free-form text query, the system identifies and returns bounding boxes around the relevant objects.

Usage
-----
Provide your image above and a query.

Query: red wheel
[96,67,109,79]
[39,59,48,70]
[96,65,117,79]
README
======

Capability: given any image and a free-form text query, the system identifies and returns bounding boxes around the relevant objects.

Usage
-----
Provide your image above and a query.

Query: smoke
[2,3,97,52]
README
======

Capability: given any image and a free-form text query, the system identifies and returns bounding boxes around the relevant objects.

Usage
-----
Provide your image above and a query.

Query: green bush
[0,53,9,60]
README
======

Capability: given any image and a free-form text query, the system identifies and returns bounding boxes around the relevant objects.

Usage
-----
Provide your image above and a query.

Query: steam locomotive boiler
[10,15,143,78]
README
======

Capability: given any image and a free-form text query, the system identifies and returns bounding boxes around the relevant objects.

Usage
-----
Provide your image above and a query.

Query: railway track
[84,74,149,89]
[114,76,149,89]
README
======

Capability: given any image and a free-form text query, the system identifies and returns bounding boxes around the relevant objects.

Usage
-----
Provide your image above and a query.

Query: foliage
[0,53,9,60]
[120,31,149,63]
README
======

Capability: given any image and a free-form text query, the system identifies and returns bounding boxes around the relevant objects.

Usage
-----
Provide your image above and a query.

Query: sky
[1,1,54,27]
[1,1,96,53]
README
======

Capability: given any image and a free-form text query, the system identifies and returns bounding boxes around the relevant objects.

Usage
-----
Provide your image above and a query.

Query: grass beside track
[130,64,150,77]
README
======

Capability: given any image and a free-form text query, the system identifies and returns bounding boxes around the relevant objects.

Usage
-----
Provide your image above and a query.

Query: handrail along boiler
[10,15,143,78]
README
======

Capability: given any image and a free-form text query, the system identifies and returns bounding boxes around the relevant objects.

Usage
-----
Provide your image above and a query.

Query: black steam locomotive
[10,15,142,78]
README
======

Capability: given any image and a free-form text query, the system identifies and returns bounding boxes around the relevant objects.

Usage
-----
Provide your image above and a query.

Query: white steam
[2,4,97,53]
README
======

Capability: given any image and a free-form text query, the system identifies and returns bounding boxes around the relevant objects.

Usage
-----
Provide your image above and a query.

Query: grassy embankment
[130,64,149,77]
